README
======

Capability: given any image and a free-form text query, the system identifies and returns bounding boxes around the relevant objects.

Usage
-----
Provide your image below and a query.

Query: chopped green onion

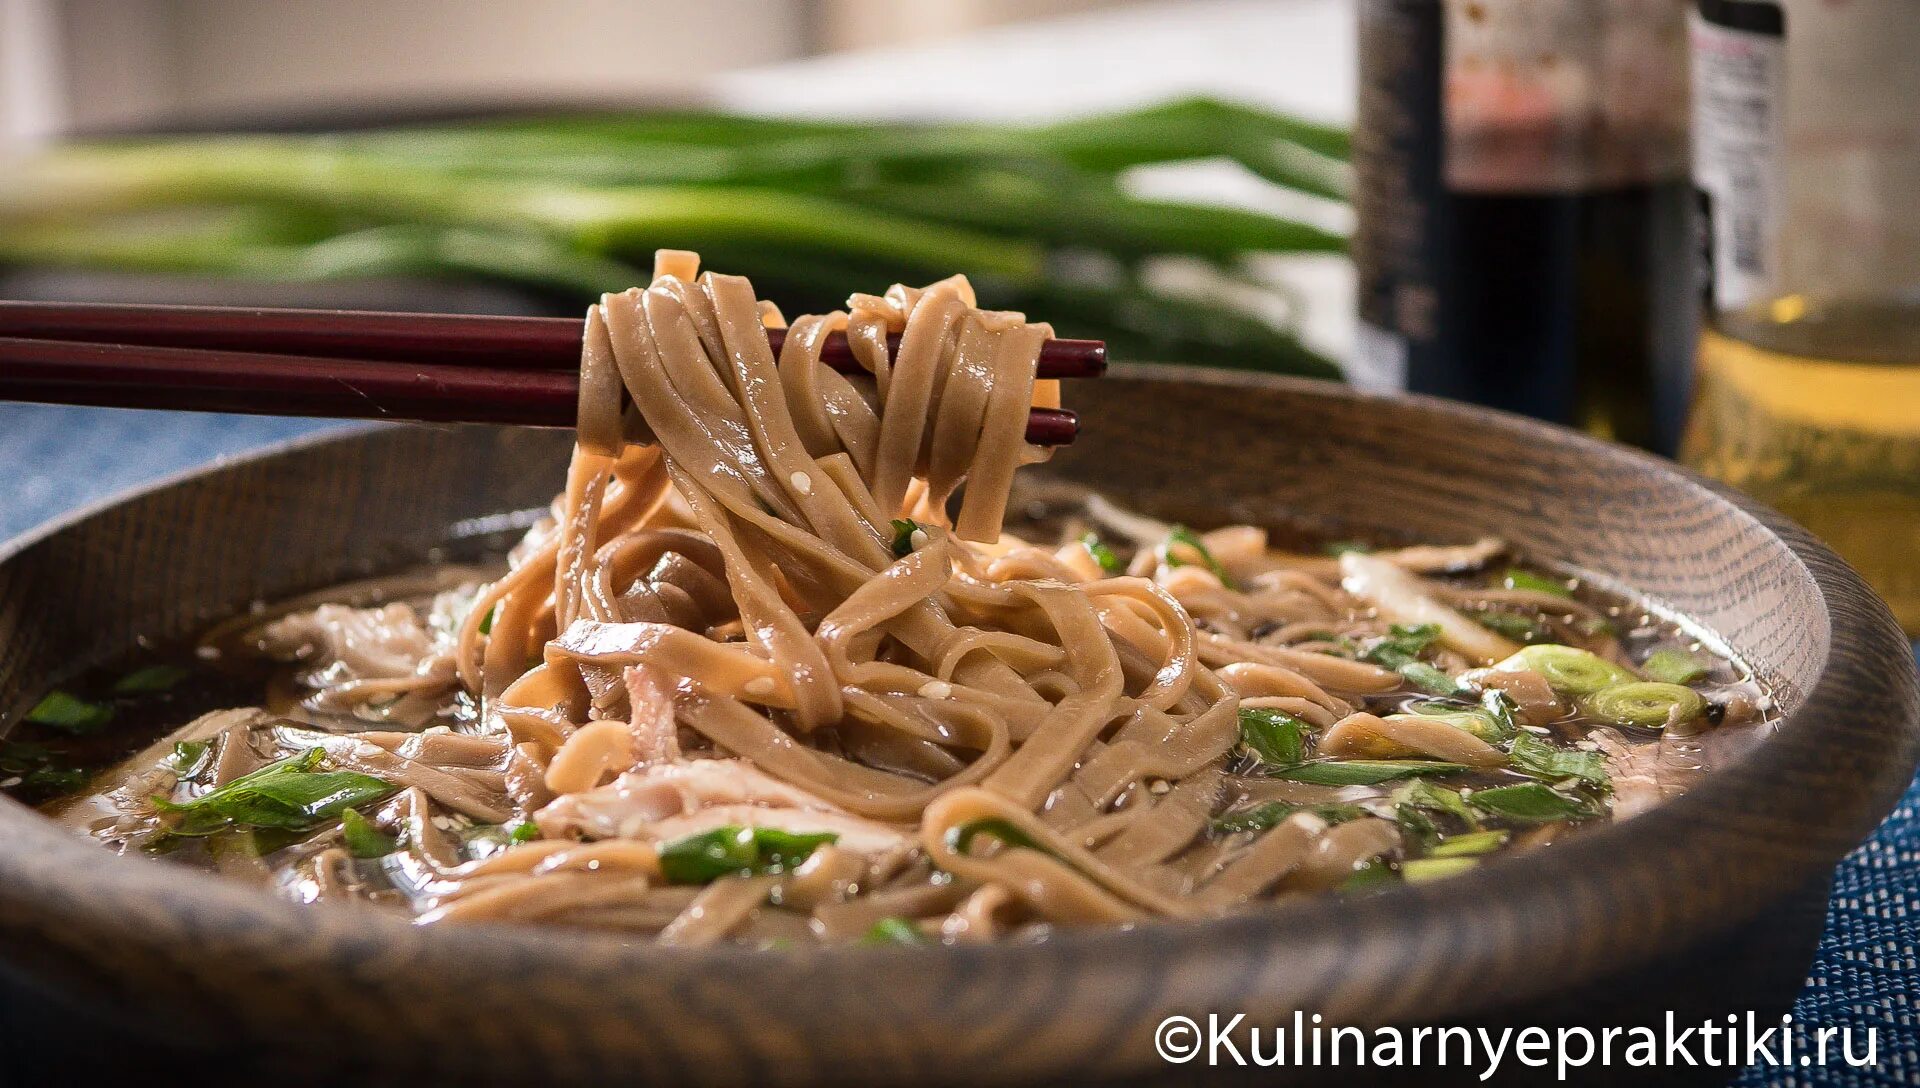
[169,740,209,775]
[1237,707,1310,767]
[25,691,114,734]
[1507,731,1610,789]
[889,518,923,559]
[1391,778,1479,827]
[1479,690,1521,738]
[0,741,84,794]
[1398,661,1465,697]
[340,807,398,859]
[1361,625,1464,696]
[0,740,54,774]
[1362,623,1441,667]
[861,917,929,945]
[1492,644,1635,695]
[1580,682,1706,730]
[112,664,192,695]
[1472,610,1546,642]
[1339,857,1397,891]
[1275,760,1469,786]
[1080,532,1123,575]
[1392,700,1510,742]
[22,765,86,793]
[1159,525,1232,585]
[1641,649,1709,685]
[1576,615,1618,638]
[657,825,839,884]
[947,817,1049,856]
[151,748,396,837]
[1210,801,1366,835]
[1426,829,1510,858]
[477,604,497,636]
[508,820,542,844]
[1402,857,1480,883]
[1393,802,1440,850]
[1465,782,1599,824]
[1502,569,1572,597]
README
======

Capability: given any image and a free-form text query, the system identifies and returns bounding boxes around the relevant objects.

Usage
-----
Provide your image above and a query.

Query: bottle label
[1691,0,1786,313]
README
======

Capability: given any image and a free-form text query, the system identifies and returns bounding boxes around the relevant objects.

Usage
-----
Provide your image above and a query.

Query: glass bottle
[1353,0,1694,452]
[1683,0,1920,633]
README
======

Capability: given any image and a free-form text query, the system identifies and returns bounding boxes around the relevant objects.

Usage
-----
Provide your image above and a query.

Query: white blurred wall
[0,0,1135,148]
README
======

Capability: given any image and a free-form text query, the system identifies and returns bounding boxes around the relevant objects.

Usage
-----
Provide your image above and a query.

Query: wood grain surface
[0,368,1912,1087]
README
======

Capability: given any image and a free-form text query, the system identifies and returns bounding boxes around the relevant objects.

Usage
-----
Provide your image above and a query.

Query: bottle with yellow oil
[1684,0,1920,633]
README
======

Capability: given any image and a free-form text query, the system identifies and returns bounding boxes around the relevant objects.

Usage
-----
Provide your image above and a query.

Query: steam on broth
[2,254,1770,945]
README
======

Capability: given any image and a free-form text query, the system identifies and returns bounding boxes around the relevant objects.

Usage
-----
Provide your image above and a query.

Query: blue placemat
[2,402,1915,1085]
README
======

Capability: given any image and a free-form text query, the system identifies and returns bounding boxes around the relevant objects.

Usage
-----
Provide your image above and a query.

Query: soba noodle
[20,254,1769,945]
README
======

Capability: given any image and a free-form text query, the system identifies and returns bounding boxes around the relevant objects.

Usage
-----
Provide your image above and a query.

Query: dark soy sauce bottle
[1353,0,1694,453]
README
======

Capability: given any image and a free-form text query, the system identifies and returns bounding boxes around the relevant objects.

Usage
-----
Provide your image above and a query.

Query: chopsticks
[0,302,1102,445]
[0,302,1109,378]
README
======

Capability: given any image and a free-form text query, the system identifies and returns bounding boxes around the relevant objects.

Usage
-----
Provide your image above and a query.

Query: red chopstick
[0,337,1081,445]
[0,301,1108,379]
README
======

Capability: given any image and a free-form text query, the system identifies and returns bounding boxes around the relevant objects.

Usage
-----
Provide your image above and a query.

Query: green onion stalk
[0,97,1351,377]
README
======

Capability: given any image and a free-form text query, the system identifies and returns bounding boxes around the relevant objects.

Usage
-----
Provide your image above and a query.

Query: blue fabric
[2,402,1915,1084]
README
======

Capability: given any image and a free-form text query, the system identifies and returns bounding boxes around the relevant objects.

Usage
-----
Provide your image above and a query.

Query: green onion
[1398,662,1465,697]
[1275,760,1469,786]
[508,820,542,844]
[1479,690,1522,738]
[169,740,209,775]
[656,825,838,884]
[1465,783,1599,824]
[23,765,86,793]
[477,604,497,636]
[1323,540,1372,557]
[1392,700,1510,742]
[1237,707,1310,767]
[24,691,114,734]
[1507,731,1610,789]
[1361,625,1465,696]
[1580,682,1705,730]
[1391,778,1479,827]
[1472,610,1546,642]
[1641,649,1709,685]
[151,749,396,837]
[1159,526,1233,585]
[1502,569,1573,597]
[0,741,84,794]
[1339,857,1398,891]
[1362,623,1441,667]
[1492,645,1635,695]
[1080,532,1122,575]
[1393,802,1440,850]
[947,817,1049,856]
[1402,857,1480,883]
[1426,829,1510,858]
[861,917,929,946]
[1210,801,1367,835]
[112,664,192,695]
[0,740,54,773]
[889,518,923,559]
[340,808,398,859]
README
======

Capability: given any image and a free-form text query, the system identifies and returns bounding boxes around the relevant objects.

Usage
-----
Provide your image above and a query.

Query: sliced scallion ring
[1581,682,1706,729]
[1492,644,1635,696]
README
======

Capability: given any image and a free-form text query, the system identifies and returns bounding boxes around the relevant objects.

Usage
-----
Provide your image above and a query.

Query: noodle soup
[6,495,1768,945]
[1,254,1771,946]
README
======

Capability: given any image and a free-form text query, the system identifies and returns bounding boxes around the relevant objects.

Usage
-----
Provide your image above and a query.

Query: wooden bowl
[1,368,1914,1086]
